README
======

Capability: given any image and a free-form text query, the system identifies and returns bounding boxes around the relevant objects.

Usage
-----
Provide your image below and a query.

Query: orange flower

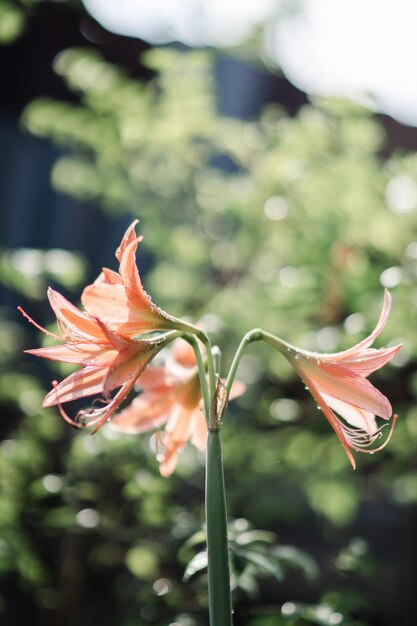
[81,220,193,337]
[112,340,244,476]
[266,290,400,468]
[20,288,169,431]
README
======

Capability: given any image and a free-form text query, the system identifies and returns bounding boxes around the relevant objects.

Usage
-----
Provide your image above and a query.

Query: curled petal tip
[42,381,59,408]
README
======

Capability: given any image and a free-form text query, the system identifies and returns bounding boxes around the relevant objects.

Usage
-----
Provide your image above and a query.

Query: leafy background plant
[1,2,417,625]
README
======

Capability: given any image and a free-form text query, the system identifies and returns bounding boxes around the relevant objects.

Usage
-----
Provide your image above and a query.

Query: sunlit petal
[331,290,392,359]
[47,288,106,340]
[112,337,243,475]
[26,343,114,366]
[337,344,401,376]
[111,391,174,433]
[321,393,378,434]
[190,410,208,451]
[302,361,392,419]
[43,366,106,406]
[269,289,398,467]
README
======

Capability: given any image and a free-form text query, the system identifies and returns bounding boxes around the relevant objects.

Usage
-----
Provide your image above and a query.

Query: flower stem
[206,427,233,626]
[198,331,217,400]
[184,334,211,419]
[168,320,217,402]
[225,328,263,394]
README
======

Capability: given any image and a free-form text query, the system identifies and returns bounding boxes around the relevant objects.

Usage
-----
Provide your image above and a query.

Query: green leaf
[235,549,284,581]
[183,550,208,581]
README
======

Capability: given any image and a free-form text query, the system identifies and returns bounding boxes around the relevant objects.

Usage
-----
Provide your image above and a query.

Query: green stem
[167,320,216,401]
[206,428,232,626]
[198,331,216,400]
[225,328,263,394]
[183,334,211,419]
[258,329,295,353]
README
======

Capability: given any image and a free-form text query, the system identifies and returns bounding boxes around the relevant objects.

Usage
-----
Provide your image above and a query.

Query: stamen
[18,307,62,340]
[91,397,108,408]
[51,381,83,429]
[347,415,398,454]
[90,383,135,434]
[342,426,378,444]
[56,318,67,339]
[78,406,107,429]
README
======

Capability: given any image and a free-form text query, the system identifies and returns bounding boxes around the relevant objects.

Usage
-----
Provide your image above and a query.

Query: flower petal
[111,390,174,433]
[159,405,196,476]
[81,283,164,334]
[165,404,195,442]
[331,290,392,360]
[95,268,123,285]
[298,370,357,468]
[102,341,163,397]
[47,288,106,341]
[115,220,140,263]
[43,366,106,406]
[337,344,401,376]
[89,377,141,432]
[229,379,246,400]
[113,221,154,309]
[190,410,207,451]
[321,393,378,434]
[118,237,150,305]
[81,283,132,323]
[301,360,392,419]
[26,343,115,366]
[136,366,176,391]
[159,439,183,477]
[171,341,200,368]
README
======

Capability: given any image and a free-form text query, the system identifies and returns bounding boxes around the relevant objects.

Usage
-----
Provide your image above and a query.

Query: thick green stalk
[206,428,233,626]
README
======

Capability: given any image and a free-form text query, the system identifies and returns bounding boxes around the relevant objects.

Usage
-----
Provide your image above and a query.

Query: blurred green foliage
[182,517,318,595]
[0,0,26,44]
[0,246,86,298]
[0,0,80,44]
[2,45,417,624]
